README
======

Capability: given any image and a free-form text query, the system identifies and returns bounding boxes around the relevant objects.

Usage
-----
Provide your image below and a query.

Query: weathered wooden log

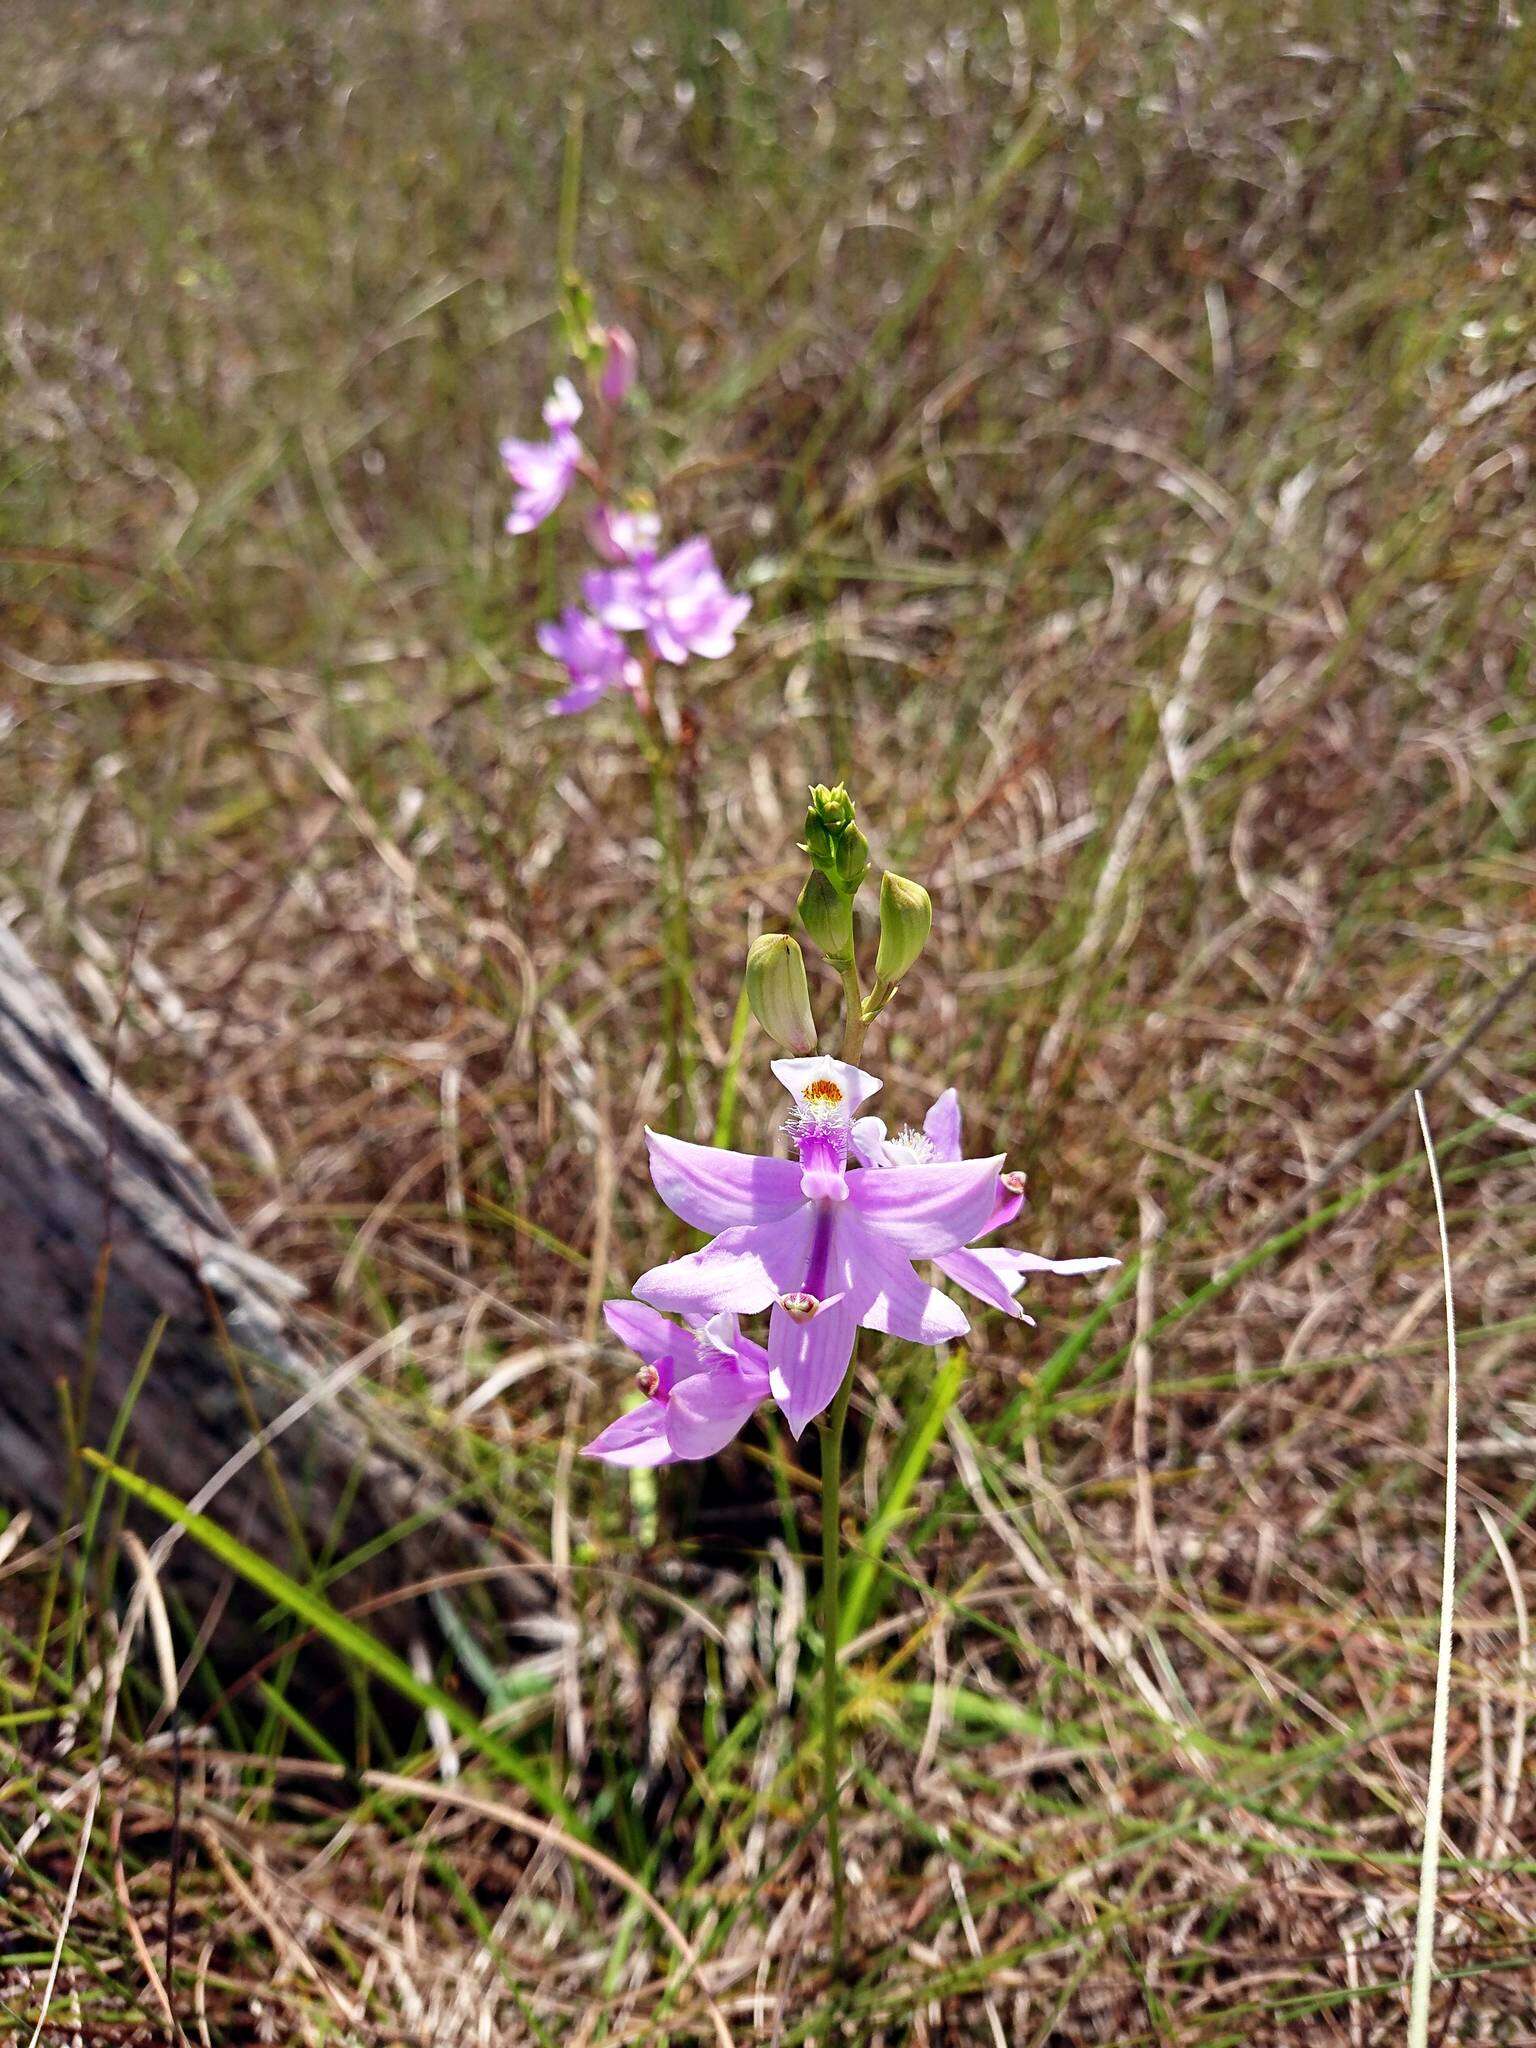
[0,923,523,1667]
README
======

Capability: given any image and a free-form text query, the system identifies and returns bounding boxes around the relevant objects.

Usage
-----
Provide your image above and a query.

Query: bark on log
[0,923,523,1665]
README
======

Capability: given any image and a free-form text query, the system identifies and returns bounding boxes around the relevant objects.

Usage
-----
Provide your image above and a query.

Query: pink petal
[635,1212,815,1318]
[767,1294,858,1438]
[548,677,610,715]
[772,1057,883,1119]
[922,1089,963,1163]
[665,1367,763,1459]
[645,1130,805,1232]
[850,1116,888,1169]
[601,1299,682,1369]
[982,1180,1025,1235]
[932,1246,1035,1323]
[845,1155,1004,1257]
[1010,1250,1122,1276]
[582,1399,676,1467]
[845,1220,970,1343]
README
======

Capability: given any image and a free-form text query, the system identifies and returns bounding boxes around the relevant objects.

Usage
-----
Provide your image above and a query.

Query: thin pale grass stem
[1407,1088,1458,2047]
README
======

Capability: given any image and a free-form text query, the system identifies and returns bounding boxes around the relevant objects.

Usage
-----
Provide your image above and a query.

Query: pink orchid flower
[588,503,663,564]
[584,534,751,668]
[852,1089,1119,1321]
[500,377,585,535]
[536,606,644,716]
[582,1302,771,1466]
[633,1057,1004,1437]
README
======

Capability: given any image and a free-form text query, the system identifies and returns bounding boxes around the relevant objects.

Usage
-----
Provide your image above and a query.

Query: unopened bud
[797,870,854,965]
[745,934,817,1055]
[597,324,638,406]
[803,783,869,896]
[874,870,932,987]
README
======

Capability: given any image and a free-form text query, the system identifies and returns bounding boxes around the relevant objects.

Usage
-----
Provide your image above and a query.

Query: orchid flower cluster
[499,304,750,716]
[582,785,1118,1465]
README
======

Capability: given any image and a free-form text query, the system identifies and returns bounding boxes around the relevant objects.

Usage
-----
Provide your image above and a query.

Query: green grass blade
[81,1451,581,1835]
[839,1347,967,1647]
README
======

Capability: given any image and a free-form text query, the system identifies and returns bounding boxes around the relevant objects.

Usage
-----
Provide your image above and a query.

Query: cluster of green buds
[744,783,933,1056]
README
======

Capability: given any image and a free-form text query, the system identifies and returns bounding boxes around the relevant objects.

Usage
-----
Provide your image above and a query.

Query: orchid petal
[845,1154,1004,1256]
[601,1299,683,1369]
[581,1400,676,1467]
[1009,1250,1122,1276]
[666,1366,764,1459]
[548,677,610,715]
[850,1115,889,1169]
[635,1212,816,1317]
[845,1220,971,1343]
[981,1180,1026,1235]
[771,1056,882,1119]
[645,1130,805,1232]
[768,1294,858,1437]
[922,1088,963,1163]
[932,1246,1036,1323]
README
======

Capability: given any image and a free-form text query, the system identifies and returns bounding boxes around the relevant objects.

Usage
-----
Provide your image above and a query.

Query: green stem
[838,957,867,1064]
[819,1360,854,1967]
[816,948,865,1966]
[633,699,696,1131]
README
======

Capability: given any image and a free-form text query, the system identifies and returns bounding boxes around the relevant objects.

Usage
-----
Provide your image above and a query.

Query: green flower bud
[796,870,854,965]
[874,871,932,987]
[744,934,817,1054]
[802,783,869,896]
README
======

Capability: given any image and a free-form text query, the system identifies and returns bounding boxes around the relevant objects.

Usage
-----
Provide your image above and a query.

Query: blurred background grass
[2,1,1534,2040]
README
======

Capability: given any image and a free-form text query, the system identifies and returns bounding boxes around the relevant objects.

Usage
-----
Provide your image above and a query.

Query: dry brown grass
[2,1,1535,2040]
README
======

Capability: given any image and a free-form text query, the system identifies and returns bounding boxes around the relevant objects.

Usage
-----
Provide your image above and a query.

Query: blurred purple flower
[500,377,584,535]
[585,535,751,668]
[597,325,639,406]
[852,1089,1119,1321]
[536,606,643,715]
[582,1302,770,1465]
[633,1056,1003,1436]
[588,502,662,564]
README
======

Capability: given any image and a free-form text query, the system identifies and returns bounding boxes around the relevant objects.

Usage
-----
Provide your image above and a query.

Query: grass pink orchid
[585,535,751,667]
[634,1056,1004,1436]
[852,1088,1119,1321]
[536,606,644,716]
[582,1302,770,1465]
[500,376,584,534]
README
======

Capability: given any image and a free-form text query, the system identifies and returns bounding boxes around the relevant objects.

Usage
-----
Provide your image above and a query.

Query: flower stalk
[816,938,870,1968]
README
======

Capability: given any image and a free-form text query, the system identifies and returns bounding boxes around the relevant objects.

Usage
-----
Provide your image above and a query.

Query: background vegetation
[2,1,1534,2039]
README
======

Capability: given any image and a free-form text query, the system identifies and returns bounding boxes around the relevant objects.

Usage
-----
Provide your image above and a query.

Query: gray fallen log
[0,922,526,1666]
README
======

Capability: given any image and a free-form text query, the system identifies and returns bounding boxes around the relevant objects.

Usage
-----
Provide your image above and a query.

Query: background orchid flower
[500,376,584,534]
[588,502,662,563]
[852,1088,1119,1320]
[536,606,644,715]
[633,1056,1004,1436]
[585,534,751,667]
[582,1301,770,1465]
[596,323,639,405]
